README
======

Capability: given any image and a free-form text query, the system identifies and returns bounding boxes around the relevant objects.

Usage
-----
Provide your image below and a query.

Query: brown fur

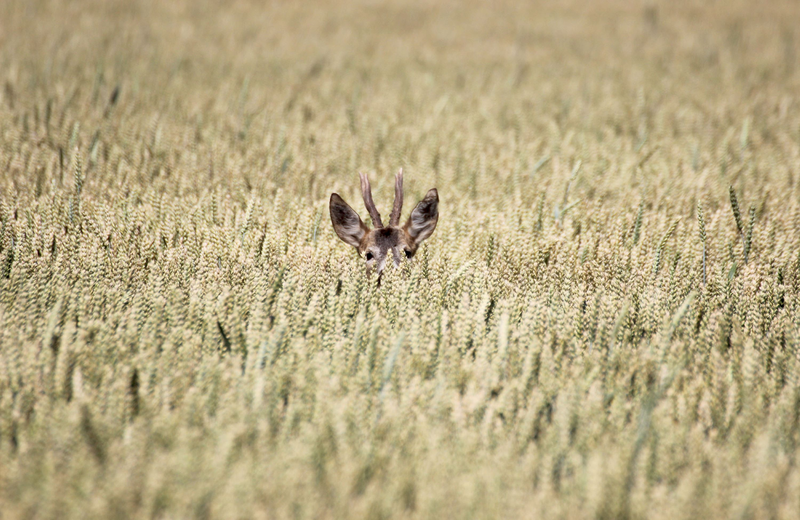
[330,172,438,276]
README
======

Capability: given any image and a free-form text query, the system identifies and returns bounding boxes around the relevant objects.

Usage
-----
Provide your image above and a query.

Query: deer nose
[391,247,402,267]
[374,254,391,275]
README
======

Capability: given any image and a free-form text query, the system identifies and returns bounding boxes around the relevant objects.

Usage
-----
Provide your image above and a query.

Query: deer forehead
[363,227,406,251]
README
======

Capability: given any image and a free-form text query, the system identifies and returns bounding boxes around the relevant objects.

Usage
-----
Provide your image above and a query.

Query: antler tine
[389,168,403,227]
[359,172,383,228]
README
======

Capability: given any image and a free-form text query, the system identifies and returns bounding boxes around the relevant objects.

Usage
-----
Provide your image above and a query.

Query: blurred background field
[1,0,800,518]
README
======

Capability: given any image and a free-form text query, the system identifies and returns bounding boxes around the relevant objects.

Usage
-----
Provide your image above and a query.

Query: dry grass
[1,0,800,518]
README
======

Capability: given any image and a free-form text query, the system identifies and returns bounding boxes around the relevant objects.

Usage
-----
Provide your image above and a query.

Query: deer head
[330,169,439,278]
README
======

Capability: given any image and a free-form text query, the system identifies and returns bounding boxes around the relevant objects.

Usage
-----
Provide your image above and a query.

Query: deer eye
[404,249,413,259]
[365,252,374,261]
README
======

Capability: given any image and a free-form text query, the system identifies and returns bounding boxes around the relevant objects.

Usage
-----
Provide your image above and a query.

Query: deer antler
[389,168,403,227]
[359,172,383,228]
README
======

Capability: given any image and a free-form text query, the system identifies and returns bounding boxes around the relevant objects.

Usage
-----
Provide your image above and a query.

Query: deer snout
[373,248,405,276]
[391,247,403,268]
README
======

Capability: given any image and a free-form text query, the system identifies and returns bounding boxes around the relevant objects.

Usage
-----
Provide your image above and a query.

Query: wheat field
[1,0,799,518]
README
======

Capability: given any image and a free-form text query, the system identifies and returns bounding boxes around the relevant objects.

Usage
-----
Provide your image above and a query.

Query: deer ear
[330,193,368,248]
[405,189,439,244]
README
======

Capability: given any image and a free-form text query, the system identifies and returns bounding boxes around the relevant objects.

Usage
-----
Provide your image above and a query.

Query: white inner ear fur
[336,219,364,247]
[330,195,366,248]
[409,213,436,239]
[406,194,438,242]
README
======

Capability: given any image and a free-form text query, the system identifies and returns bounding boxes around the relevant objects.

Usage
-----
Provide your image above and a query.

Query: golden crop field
[1,0,799,518]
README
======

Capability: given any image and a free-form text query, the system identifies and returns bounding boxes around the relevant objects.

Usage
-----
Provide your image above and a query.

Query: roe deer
[330,169,438,280]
